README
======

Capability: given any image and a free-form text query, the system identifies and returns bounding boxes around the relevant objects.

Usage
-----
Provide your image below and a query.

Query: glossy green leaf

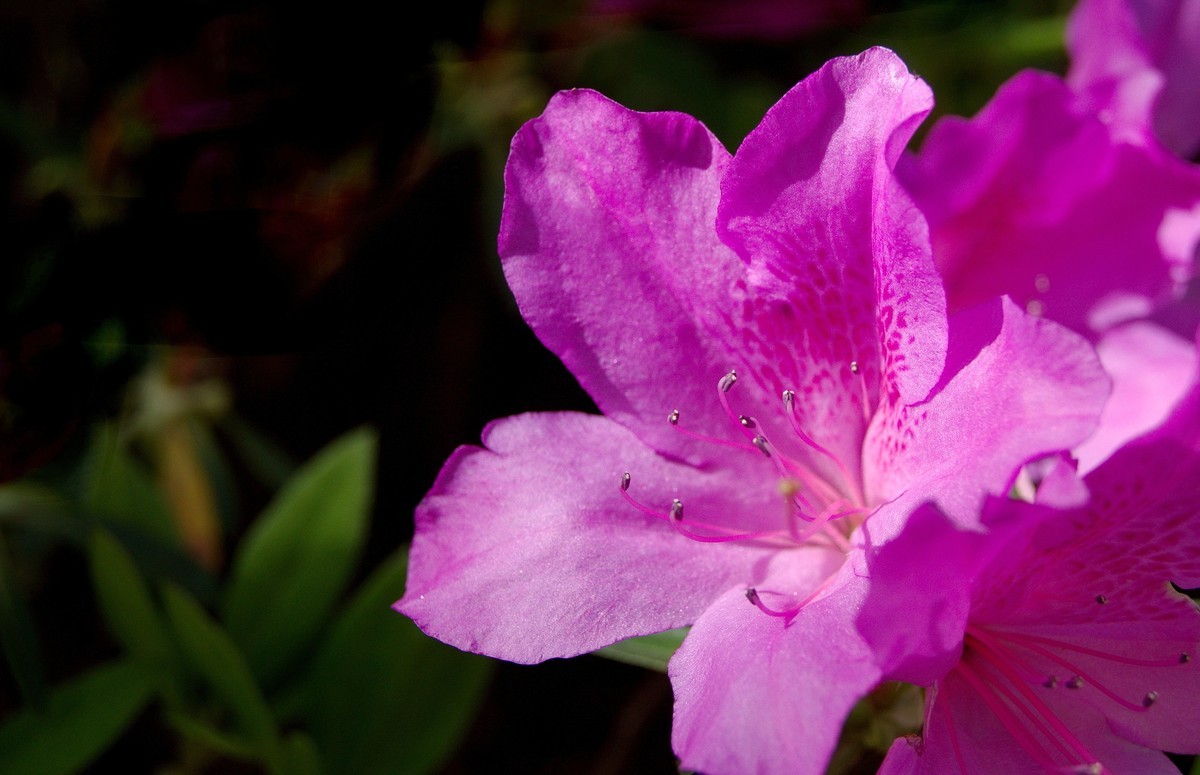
[594,628,689,672]
[81,424,176,544]
[224,427,376,688]
[87,529,177,686]
[0,659,155,775]
[299,550,492,775]
[161,584,279,763]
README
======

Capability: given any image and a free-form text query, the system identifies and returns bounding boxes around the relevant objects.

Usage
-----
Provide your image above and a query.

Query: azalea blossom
[863,376,1200,774]
[1067,0,1200,160]
[898,65,1200,471]
[398,48,1107,774]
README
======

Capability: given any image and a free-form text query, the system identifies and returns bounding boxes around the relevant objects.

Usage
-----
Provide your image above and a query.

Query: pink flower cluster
[398,2,1200,772]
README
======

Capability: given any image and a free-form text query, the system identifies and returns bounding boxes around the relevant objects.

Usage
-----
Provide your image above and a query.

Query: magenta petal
[715,47,946,474]
[398,412,780,663]
[900,69,1200,337]
[1074,321,1198,473]
[884,670,1183,774]
[857,503,998,685]
[499,89,744,466]
[864,297,1109,527]
[1068,0,1200,159]
[670,560,878,775]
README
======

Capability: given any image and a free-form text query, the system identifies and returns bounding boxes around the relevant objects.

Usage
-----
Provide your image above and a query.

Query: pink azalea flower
[899,67,1200,471]
[398,48,1108,774]
[863,379,1200,774]
[1067,0,1200,160]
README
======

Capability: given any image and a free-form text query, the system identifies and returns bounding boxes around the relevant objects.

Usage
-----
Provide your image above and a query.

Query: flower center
[619,368,873,619]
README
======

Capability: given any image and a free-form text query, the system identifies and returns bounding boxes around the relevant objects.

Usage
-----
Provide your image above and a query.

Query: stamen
[739,415,756,429]
[1142,691,1158,708]
[989,630,1186,668]
[849,360,859,375]
[998,632,1162,713]
[1182,653,1192,664]
[1044,676,1059,689]
[668,409,758,452]
[781,388,862,504]
[1094,595,1108,605]
[966,634,1101,767]
[618,474,796,548]
[753,435,771,457]
[744,587,797,618]
[719,370,737,393]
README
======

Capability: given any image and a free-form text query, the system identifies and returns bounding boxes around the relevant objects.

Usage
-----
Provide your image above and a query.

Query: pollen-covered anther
[739,415,756,429]
[668,409,680,425]
[1066,676,1084,689]
[752,435,771,458]
[1043,675,1059,689]
[849,360,859,375]
[1142,691,1159,708]
[620,472,631,492]
[670,499,684,521]
[719,370,738,393]
[1095,594,1108,605]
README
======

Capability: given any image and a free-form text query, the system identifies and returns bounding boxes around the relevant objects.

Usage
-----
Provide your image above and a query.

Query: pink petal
[714,47,946,478]
[882,669,1183,774]
[1068,0,1200,159]
[398,412,782,663]
[499,89,745,467]
[864,297,1109,527]
[900,69,1200,337]
[669,558,878,775]
[1074,321,1198,473]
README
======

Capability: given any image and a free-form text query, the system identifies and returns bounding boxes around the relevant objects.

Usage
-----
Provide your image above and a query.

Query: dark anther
[739,415,756,429]
[1182,653,1192,664]
[621,472,631,492]
[719,371,738,392]
[850,361,860,375]
[668,409,680,425]
[670,499,684,521]
[745,588,760,605]
[752,435,771,457]
[1066,676,1084,689]
[1095,594,1108,605]
[1043,675,1059,689]
[1143,691,1159,708]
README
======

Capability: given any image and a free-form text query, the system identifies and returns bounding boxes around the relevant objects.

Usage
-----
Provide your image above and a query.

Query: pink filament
[967,630,1103,768]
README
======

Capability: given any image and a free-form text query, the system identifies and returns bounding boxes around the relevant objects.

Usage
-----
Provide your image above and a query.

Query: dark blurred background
[0,1,1074,772]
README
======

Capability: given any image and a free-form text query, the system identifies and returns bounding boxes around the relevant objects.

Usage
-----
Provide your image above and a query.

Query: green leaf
[277,731,323,775]
[593,628,689,672]
[87,529,177,689]
[81,424,176,544]
[224,427,376,688]
[298,550,492,775]
[0,659,155,775]
[161,584,279,762]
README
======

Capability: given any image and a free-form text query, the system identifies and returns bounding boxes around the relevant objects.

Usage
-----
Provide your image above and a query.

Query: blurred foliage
[0,0,1117,771]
